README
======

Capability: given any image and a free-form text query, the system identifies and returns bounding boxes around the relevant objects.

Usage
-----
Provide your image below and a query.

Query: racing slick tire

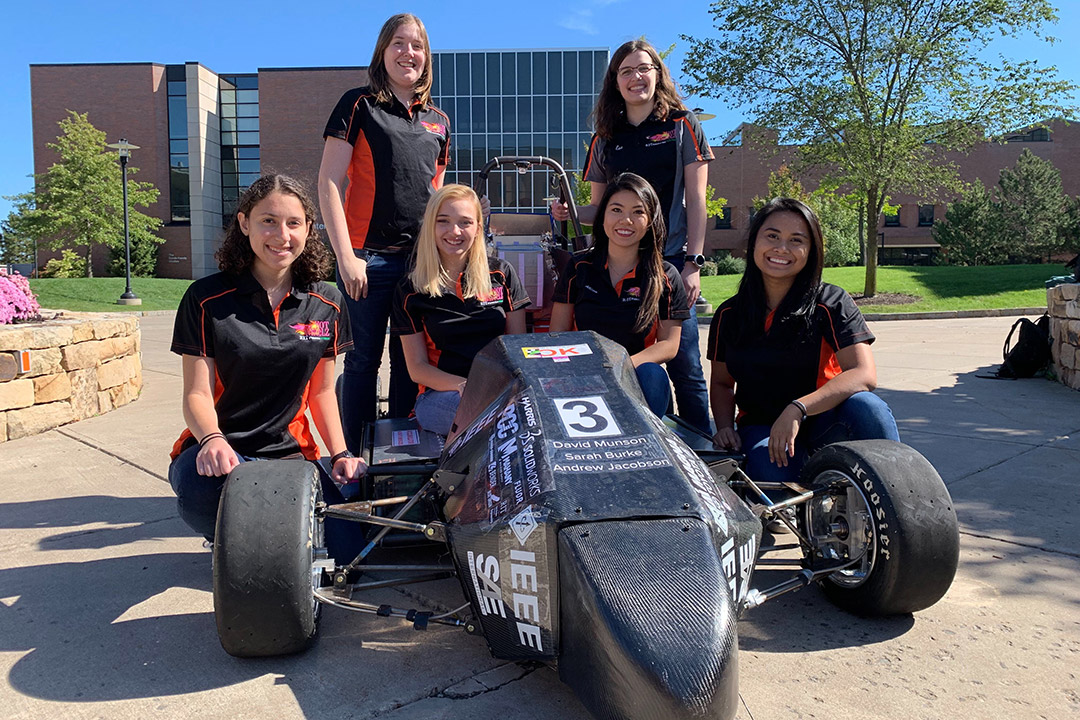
[213,459,325,657]
[801,440,959,616]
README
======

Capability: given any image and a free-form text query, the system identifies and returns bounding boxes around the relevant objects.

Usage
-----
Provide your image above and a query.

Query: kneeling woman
[707,197,899,483]
[549,173,689,416]
[391,185,530,435]
[169,175,365,542]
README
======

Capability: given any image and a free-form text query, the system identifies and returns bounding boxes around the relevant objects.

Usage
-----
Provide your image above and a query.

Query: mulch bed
[851,292,920,307]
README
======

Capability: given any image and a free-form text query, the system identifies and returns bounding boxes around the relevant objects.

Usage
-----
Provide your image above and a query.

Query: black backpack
[995,314,1051,379]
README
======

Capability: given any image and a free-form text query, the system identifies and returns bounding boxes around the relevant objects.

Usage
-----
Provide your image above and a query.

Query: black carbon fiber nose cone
[558,518,739,720]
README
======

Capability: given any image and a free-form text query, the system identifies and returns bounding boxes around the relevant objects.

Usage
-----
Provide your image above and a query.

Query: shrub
[0,269,41,324]
[701,260,718,276]
[41,249,87,278]
[712,252,746,275]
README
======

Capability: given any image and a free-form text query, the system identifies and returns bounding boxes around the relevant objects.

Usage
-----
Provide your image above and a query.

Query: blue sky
[3,1,1079,220]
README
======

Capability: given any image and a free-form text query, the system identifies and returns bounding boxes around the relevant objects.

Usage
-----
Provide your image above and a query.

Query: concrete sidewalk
[1,314,1077,719]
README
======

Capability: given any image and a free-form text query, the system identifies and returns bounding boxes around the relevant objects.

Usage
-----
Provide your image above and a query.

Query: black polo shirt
[390,257,530,383]
[553,250,690,356]
[584,110,713,257]
[170,270,353,460]
[706,283,874,426]
[324,86,451,254]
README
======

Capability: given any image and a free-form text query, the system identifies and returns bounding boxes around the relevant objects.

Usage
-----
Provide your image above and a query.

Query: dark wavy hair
[725,197,825,343]
[593,40,686,140]
[368,13,433,108]
[589,173,667,333]
[217,174,333,286]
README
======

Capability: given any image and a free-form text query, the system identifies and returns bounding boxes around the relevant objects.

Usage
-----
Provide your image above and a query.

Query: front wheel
[801,440,959,616]
[213,459,326,656]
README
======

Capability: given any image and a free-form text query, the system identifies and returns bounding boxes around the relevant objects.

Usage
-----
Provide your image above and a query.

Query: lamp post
[106,138,141,306]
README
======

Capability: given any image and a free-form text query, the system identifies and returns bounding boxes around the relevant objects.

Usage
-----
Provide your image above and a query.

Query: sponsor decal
[391,429,420,447]
[646,129,676,144]
[467,550,507,617]
[721,535,758,603]
[420,120,446,136]
[624,286,641,299]
[521,344,593,360]
[465,548,545,652]
[480,286,505,305]
[553,395,621,438]
[850,460,890,560]
[646,412,732,534]
[290,320,332,341]
[549,435,672,473]
[510,506,538,544]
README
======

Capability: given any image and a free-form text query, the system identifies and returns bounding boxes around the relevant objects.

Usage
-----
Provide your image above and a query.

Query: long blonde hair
[409,185,492,299]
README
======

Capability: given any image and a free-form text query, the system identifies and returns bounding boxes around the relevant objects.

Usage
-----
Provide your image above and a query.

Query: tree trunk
[85,244,93,279]
[863,188,880,297]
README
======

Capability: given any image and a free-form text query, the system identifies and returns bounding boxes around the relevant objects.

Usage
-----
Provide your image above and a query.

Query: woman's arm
[400,332,467,393]
[181,354,239,477]
[548,302,575,333]
[505,309,527,335]
[551,181,606,225]
[768,341,878,466]
[709,359,741,450]
[682,160,710,305]
[629,319,681,367]
[307,357,367,482]
[318,137,367,301]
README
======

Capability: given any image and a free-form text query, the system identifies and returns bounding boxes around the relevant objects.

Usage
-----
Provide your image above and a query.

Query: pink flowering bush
[0,269,41,324]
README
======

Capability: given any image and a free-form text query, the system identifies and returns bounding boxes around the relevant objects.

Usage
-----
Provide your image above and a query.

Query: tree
[754,166,860,267]
[683,1,1076,295]
[4,111,163,278]
[996,148,1068,262]
[1,193,37,265]
[932,180,1006,265]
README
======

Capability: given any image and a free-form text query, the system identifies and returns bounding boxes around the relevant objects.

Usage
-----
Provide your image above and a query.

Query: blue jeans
[738,392,900,485]
[414,389,461,436]
[664,256,712,434]
[635,362,672,418]
[338,250,417,451]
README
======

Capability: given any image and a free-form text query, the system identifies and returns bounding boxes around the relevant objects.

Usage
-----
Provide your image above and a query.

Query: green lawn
[701,264,1055,314]
[29,277,193,312]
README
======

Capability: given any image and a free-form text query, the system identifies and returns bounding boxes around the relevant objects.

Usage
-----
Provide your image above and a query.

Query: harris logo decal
[291,320,332,341]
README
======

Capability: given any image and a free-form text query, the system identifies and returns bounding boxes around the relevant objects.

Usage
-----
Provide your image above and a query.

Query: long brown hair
[593,40,686,139]
[217,174,332,286]
[589,173,667,334]
[368,13,433,108]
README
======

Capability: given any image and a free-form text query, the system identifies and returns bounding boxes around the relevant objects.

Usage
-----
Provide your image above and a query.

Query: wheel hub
[805,469,875,587]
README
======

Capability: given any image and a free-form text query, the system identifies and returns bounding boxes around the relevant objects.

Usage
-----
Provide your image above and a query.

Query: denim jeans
[664,256,712,434]
[635,362,672,418]
[413,389,461,436]
[737,391,900,485]
[337,250,417,451]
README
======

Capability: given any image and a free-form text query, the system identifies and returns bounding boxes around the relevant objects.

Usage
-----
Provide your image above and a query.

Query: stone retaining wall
[1047,283,1080,392]
[0,315,142,441]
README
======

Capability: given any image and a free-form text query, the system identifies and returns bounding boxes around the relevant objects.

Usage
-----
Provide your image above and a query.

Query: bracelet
[198,431,225,447]
[789,400,808,423]
[330,450,355,465]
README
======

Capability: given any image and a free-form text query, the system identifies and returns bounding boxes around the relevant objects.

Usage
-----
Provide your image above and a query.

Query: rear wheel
[213,459,327,656]
[801,440,959,616]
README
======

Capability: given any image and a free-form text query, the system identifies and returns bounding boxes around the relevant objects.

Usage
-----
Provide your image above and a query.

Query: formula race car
[210,330,960,720]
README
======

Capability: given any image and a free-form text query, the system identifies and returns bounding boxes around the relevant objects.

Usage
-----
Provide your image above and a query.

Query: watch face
[687,254,705,268]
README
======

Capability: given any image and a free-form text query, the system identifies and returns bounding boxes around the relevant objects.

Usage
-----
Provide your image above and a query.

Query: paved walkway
[1,314,1077,719]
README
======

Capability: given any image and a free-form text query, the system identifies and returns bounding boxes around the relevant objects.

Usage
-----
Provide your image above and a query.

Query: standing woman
[169,174,365,542]
[391,185,530,435]
[550,173,689,417]
[706,197,899,484]
[553,39,714,433]
[318,13,451,450]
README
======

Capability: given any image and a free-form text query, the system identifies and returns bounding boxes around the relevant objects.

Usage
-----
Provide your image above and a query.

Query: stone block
[98,390,114,414]
[1067,320,1080,346]
[0,325,73,351]
[134,330,142,354]
[68,368,99,420]
[109,378,140,408]
[0,412,6,442]
[1062,343,1077,372]
[71,321,95,343]
[1067,302,1080,320]
[1048,292,1064,318]
[97,355,138,390]
[100,335,136,362]
[92,316,137,340]
[26,347,62,378]
[33,373,72,403]
[0,353,16,382]
[6,401,74,439]
[1060,283,1080,301]
[61,341,101,371]
[0,379,34,411]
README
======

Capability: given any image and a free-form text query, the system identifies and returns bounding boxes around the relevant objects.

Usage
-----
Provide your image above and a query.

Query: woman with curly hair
[168,174,365,542]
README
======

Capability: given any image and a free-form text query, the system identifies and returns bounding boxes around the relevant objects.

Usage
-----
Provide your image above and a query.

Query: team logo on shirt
[421,121,447,136]
[479,286,505,306]
[290,320,332,341]
[646,130,676,144]
[623,286,641,301]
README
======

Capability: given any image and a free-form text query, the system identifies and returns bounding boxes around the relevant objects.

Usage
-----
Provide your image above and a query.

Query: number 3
[555,396,620,438]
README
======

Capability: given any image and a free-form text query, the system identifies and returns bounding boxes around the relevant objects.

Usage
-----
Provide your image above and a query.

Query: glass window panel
[517,52,531,94]
[474,145,490,170]
[168,96,187,135]
[531,174,546,209]
[455,97,470,132]
[579,97,592,130]
[222,187,239,202]
[431,54,441,95]
[502,53,515,94]
[237,131,259,144]
[237,104,259,117]
[550,97,563,132]
[456,54,470,95]
[471,52,485,94]
[533,97,546,134]
[563,96,576,132]
[221,131,238,145]
[532,52,546,94]
[487,53,500,94]
[503,98,517,133]
[579,51,594,93]
[237,147,260,159]
[169,139,188,154]
[236,117,259,131]
[518,97,532,132]
[170,154,189,169]
[456,134,472,170]
[472,97,485,134]
[546,136,561,166]
[236,89,258,103]
[235,75,258,90]
[166,65,185,82]
[239,172,261,187]
[563,52,577,94]
[547,53,562,94]
[219,89,235,104]
[442,54,455,95]
[594,51,608,83]
[487,134,502,159]
[487,97,501,133]
[221,158,237,174]
[221,118,237,132]
[516,134,530,155]
[238,159,260,173]
[222,172,239,184]
[486,173,501,207]
[221,103,236,118]
[562,133,577,169]
[168,81,187,96]
[532,133,549,159]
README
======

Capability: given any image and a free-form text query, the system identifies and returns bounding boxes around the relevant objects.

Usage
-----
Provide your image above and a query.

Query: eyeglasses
[617,64,658,80]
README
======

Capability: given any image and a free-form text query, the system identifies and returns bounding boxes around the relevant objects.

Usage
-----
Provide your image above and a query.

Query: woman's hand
[713,426,741,451]
[681,264,702,306]
[768,404,804,466]
[196,436,240,477]
[332,456,367,484]
[550,199,569,221]
[337,253,368,301]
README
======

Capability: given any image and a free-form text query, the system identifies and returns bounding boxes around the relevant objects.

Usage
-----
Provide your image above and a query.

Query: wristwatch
[685,254,706,269]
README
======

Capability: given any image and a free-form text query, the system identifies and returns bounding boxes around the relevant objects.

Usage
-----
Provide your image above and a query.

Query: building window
[714,207,732,229]
[1005,127,1050,143]
[166,65,190,223]
[918,204,935,226]
[219,74,260,221]
[883,208,900,227]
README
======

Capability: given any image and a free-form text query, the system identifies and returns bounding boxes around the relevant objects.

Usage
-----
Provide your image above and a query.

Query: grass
[29,277,193,312]
[700,264,1056,314]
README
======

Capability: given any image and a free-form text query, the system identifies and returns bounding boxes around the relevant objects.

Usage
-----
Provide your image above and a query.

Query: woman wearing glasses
[554,40,714,434]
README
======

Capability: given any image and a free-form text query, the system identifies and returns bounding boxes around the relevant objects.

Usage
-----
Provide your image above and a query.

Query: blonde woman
[391,185,530,434]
